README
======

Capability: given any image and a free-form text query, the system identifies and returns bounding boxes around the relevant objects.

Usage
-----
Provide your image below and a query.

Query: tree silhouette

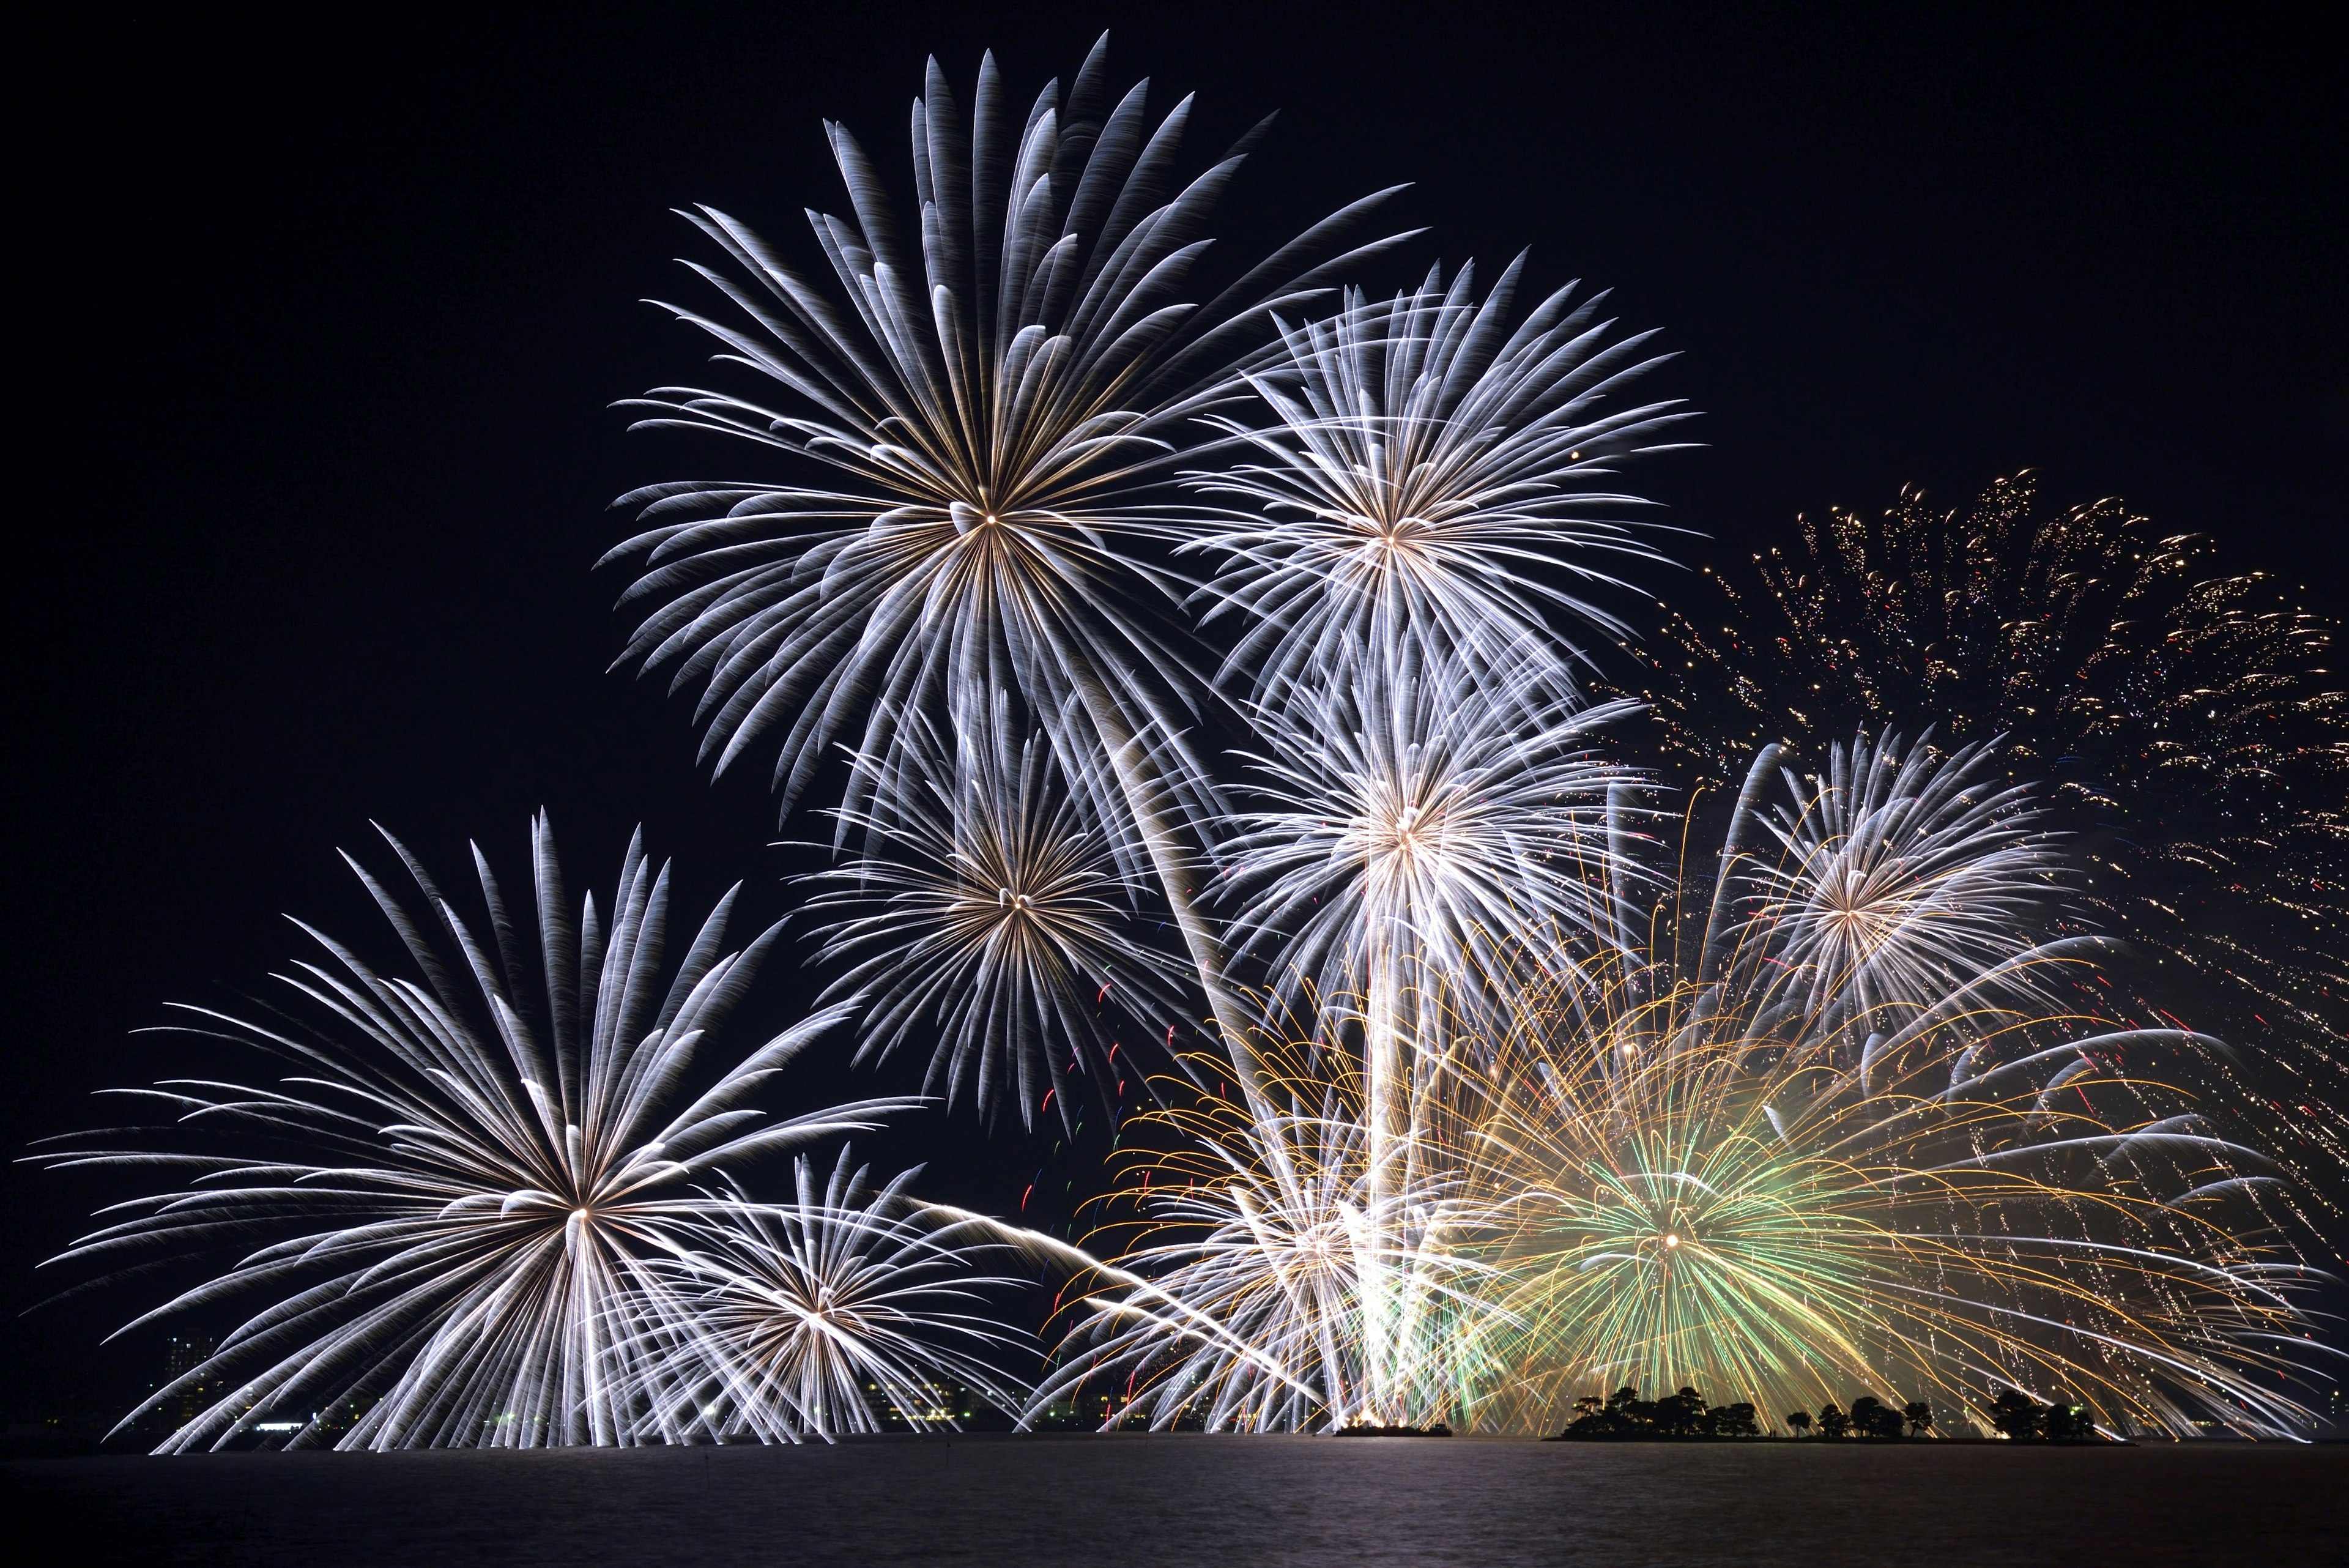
[1655,1386,1706,1438]
[1785,1410,1813,1436]
[1711,1402,1761,1438]
[1849,1396,1905,1438]
[1904,1400,1932,1437]
[1990,1388,2046,1441]
[1816,1402,1851,1438]
[1554,1384,1767,1440]
[2044,1399,2096,1441]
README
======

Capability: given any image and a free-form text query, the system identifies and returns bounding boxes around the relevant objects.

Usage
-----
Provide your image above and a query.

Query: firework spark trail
[1622,474,2349,1211]
[603,39,1417,1115]
[622,1151,1033,1442]
[34,816,919,1451]
[800,699,1190,1129]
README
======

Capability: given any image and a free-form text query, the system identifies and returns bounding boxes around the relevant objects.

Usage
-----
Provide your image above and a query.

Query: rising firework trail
[1033,1026,1505,1432]
[1221,644,1639,1403]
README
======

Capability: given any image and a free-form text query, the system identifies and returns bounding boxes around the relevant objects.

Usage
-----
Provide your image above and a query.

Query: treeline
[1983,1387,2103,1442]
[1781,1394,1932,1438]
[1552,1385,1762,1439]
[1553,1386,1929,1440]
[1556,1384,2107,1441]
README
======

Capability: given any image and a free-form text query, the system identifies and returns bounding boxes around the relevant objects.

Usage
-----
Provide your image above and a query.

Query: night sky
[7,3,2342,1425]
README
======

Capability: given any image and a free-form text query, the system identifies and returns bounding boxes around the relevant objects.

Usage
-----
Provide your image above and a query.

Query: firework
[46,35,2342,1454]
[1222,644,1640,1317]
[1226,647,1642,1002]
[603,40,1413,1105]
[1449,739,2330,1436]
[1740,730,2065,1047]
[35,816,916,1450]
[624,1151,1032,1441]
[801,701,1189,1128]
[1627,474,2349,1195]
[1032,737,2334,1437]
[1181,259,1694,709]
[1033,1030,1504,1432]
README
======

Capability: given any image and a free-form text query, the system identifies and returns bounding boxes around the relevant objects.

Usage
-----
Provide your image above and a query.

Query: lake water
[10,1436,2345,1567]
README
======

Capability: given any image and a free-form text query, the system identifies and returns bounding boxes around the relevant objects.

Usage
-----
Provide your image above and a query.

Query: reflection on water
[9,1436,2345,1567]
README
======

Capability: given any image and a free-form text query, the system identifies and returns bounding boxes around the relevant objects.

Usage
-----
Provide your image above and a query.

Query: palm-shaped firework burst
[1223,647,1638,1317]
[36,817,919,1450]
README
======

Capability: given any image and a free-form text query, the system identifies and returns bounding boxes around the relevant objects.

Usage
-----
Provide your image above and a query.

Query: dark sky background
[6,2,2342,1424]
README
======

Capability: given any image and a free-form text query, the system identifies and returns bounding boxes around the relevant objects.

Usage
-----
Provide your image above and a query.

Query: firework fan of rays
[34,816,918,1452]
[1743,731,2068,1050]
[621,1152,1033,1443]
[1222,645,1644,1027]
[1029,1030,1507,1433]
[1437,746,2334,1439]
[1617,472,2349,1194]
[1176,257,1696,712]
[603,35,1413,834]
[798,700,1191,1131]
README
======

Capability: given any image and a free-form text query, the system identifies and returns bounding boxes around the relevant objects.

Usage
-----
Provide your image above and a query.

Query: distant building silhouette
[137,1332,218,1436]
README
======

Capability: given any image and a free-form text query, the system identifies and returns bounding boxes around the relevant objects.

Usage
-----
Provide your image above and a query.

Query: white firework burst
[1225,648,1641,999]
[1737,730,2065,1052]
[603,37,1403,814]
[801,704,1189,1128]
[37,816,915,1451]
[603,38,1406,1107]
[625,1151,1032,1442]
[1180,257,1694,708]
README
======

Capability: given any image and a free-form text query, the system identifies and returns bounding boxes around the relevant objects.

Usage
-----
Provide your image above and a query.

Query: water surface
[11,1436,2343,1567]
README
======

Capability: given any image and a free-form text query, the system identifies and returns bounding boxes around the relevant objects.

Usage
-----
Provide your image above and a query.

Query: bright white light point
[1664,1234,1680,1248]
